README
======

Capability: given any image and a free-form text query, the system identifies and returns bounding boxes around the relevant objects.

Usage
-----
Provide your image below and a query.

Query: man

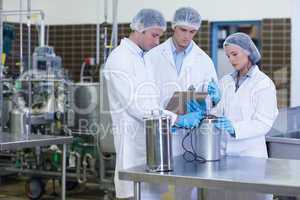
[145,7,220,199]
[146,6,219,158]
[104,8,203,200]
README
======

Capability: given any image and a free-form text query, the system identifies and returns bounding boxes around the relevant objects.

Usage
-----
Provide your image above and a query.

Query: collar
[230,65,257,80]
[171,38,193,55]
[122,38,145,58]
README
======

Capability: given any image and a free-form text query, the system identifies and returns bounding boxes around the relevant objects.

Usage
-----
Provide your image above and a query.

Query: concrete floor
[0,176,115,200]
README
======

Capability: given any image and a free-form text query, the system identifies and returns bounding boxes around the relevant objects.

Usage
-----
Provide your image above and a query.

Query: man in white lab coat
[104,9,204,200]
[146,6,218,156]
[145,7,219,200]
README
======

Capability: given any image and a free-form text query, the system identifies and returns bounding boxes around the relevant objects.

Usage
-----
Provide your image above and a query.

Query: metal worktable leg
[134,181,141,200]
[61,144,67,200]
[197,188,207,200]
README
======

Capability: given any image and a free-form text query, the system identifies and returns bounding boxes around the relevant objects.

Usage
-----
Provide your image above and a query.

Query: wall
[261,19,291,108]
[290,0,300,107]
[2,0,294,108]
[5,18,291,108]
[3,0,292,24]
[6,21,210,81]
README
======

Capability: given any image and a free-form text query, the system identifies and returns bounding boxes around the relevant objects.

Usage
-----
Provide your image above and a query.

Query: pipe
[96,24,100,65]
[61,145,67,200]
[39,11,45,47]
[104,0,108,23]
[103,27,108,63]
[46,24,49,46]
[83,153,96,174]
[27,1,31,67]
[96,131,114,184]
[71,152,82,183]
[19,0,24,74]
[6,167,100,180]
[27,0,32,138]
[72,152,88,184]
[2,9,43,16]
[63,126,73,136]
[111,0,118,49]
[0,9,44,16]
[80,61,85,82]
[81,154,89,183]
[96,0,101,65]
[0,0,3,132]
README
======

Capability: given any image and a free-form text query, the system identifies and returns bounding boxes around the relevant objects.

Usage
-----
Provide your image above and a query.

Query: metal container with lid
[144,110,173,172]
[193,115,226,161]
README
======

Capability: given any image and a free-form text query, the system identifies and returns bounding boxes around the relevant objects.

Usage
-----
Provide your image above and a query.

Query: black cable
[181,127,207,163]
[181,128,195,162]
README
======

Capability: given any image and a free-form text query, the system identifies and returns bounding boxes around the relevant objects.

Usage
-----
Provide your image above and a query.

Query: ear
[171,24,176,31]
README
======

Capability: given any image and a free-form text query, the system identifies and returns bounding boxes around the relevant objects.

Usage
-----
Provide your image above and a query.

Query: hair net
[130,9,166,32]
[172,7,202,30]
[223,32,261,64]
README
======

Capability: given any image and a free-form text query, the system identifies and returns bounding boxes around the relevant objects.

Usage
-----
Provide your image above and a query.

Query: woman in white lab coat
[192,32,279,200]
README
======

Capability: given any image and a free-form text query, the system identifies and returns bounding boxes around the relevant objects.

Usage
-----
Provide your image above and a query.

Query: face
[224,45,251,71]
[173,25,198,49]
[139,28,164,51]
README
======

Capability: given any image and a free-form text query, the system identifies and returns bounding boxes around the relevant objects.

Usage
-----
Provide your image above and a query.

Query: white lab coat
[104,38,176,199]
[145,38,218,200]
[208,65,279,200]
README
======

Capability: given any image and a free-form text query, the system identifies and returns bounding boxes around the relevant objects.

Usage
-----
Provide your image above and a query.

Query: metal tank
[70,82,100,134]
[193,115,226,161]
[10,97,29,137]
[144,111,173,172]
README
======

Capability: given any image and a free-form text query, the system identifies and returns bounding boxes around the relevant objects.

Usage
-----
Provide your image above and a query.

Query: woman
[215,32,278,158]
[192,32,279,200]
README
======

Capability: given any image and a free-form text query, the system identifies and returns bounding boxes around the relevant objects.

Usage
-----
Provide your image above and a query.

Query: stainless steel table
[0,133,72,200]
[119,156,300,200]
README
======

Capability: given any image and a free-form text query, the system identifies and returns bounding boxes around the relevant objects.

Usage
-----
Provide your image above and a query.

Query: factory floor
[0,175,114,200]
[0,175,175,200]
[0,177,179,200]
[0,175,290,200]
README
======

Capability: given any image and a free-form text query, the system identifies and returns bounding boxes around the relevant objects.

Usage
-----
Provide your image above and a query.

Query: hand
[175,112,204,129]
[186,99,206,113]
[208,80,221,106]
[214,116,235,137]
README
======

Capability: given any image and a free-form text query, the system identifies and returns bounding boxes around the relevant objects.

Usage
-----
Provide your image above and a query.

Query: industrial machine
[0,46,115,200]
[0,2,119,199]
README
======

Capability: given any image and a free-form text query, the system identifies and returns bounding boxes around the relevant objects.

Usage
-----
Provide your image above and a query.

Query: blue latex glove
[171,126,177,133]
[186,99,206,113]
[214,116,235,137]
[208,80,221,106]
[175,112,204,129]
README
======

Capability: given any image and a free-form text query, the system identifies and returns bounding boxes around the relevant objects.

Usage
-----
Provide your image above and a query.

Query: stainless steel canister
[10,107,29,137]
[193,115,226,161]
[69,82,100,134]
[144,111,173,172]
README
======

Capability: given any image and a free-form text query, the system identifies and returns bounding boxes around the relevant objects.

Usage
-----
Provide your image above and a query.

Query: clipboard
[165,91,207,115]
